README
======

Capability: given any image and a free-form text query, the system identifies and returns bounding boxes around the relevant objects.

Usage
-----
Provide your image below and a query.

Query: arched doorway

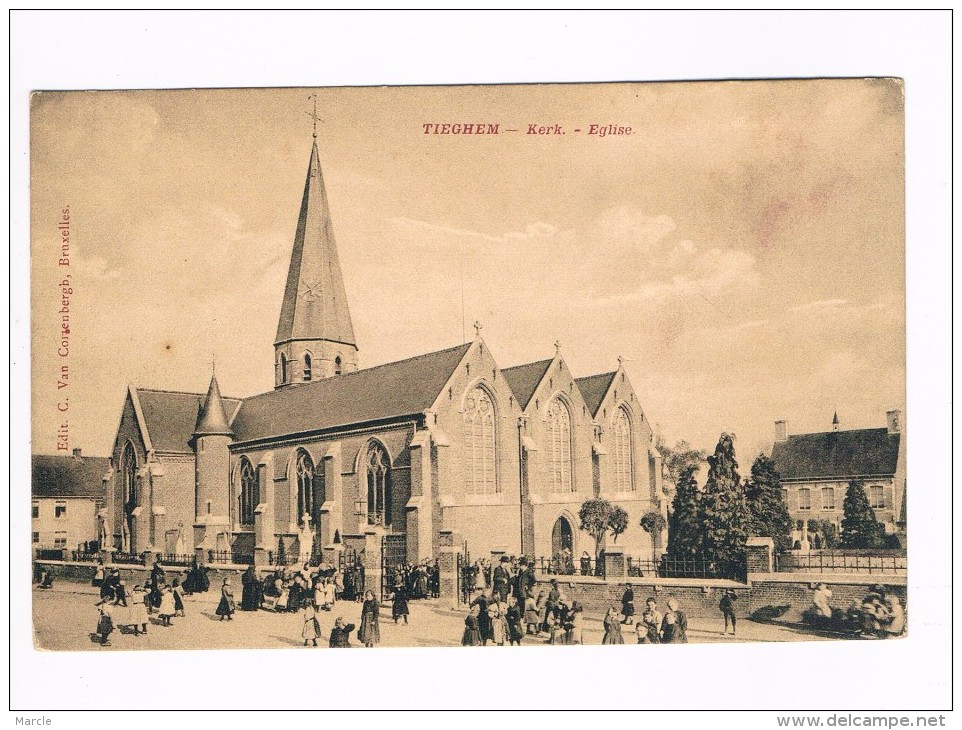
[551,515,573,557]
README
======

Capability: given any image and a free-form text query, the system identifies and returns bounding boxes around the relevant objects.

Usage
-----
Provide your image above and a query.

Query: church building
[106,137,665,570]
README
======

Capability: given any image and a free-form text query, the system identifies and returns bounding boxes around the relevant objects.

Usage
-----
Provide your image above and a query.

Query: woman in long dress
[241,566,260,611]
[358,590,381,647]
[602,606,625,645]
[489,603,507,646]
[215,578,236,621]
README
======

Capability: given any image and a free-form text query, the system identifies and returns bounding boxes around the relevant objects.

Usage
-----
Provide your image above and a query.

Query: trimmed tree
[666,465,702,559]
[640,511,667,563]
[744,454,793,554]
[841,479,883,548]
[608,505,629,544]
[699,433,750,568]
[578,498,629,559]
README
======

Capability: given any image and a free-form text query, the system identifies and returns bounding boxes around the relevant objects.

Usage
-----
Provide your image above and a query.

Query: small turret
[192,373,233,548]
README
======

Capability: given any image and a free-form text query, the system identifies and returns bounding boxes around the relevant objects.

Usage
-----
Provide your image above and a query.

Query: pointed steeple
[274,140,358,387]
[832,411,840,432]
[193,373,234,437]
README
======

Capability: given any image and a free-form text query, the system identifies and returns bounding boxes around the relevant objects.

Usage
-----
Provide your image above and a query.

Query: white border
[8,9,952,721]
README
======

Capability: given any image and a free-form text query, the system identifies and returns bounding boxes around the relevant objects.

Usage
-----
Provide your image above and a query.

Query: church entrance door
[551,516,573,557]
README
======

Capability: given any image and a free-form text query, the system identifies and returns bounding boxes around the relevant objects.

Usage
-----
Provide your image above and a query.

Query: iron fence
[775,551,907,575]
[268,551,301,567]
[535,555,745,581]
[158,553,195,566]
[113,552,144,565]
[70,550,99,563]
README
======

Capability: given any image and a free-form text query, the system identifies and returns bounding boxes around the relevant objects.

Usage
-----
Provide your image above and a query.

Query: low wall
[748,573,907,623]
[533,576,751,619]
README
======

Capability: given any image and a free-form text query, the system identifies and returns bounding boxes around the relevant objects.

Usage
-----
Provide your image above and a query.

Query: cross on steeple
[305,93,322,139]
[554,339,562,355]
[473,320,483,338]
[617,355,624,367]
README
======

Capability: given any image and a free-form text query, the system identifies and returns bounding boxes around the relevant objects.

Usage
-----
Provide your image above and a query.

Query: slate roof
[771,428,901,481]
[32,454,111,499]
[575,371,617,417]
[135,389,243,454]
[502,359,552,410]
[193,375,234,438]
[275,141,356,347]
[230,343,471,442]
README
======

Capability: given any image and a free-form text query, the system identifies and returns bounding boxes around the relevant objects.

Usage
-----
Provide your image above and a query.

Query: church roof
[771,428,901,481]
[502,359,553,410]
[193,374,234,438]
[32,453,111,499]
[231,343,472,442]
[135,388,243,454]
[575,371,617,417]
[275,141,356,348]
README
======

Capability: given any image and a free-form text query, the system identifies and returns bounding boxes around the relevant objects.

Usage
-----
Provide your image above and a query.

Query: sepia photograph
[11,9,951,718]
[30,81,906,653]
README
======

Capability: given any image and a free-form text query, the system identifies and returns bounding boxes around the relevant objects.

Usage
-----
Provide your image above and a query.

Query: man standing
[493,556,511,603]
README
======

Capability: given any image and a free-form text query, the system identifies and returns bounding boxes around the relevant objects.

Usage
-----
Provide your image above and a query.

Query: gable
[135,388,243,454]
[502,359,552,410]
[575,371,617,418]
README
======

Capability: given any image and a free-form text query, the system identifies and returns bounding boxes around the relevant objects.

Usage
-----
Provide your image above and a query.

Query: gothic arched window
[613,407,633,491]
[463,386,497,495]
[303,353,312,382]
[239,457,258,525]
[547,399,573,493]
[295,450,315,523]
[122,441,137,516]
[280,353,288,384]
[365,442,392,526]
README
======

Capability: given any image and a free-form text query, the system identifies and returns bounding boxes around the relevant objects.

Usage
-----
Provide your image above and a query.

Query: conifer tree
[699,433,750,566]
[841,479,883,548]
[744,454,793,553]
[666,465,702,559]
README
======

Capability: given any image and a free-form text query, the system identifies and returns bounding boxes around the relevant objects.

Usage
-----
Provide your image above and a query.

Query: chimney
[774,420,788,442]
[886,409,901,434]
[72,448,82,459]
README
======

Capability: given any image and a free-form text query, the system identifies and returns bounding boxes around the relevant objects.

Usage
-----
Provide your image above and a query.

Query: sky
[30,81,905,460]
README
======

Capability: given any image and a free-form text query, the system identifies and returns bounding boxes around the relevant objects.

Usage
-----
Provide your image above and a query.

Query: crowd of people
[803,582,906,639]
[458,556,693,646]
[257,563,346,613]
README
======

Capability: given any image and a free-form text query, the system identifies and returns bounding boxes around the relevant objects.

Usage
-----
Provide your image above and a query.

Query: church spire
[274,138,358,387]
[193,372,234,438]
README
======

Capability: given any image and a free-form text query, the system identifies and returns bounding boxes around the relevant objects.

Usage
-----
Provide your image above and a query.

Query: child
[158,584,176,626]
[524,594,540,635]
[302,604,321,647]
[96,601,114,646]
[567,601,584,645]
[130,584,150,636]
[172,578,185,617]
[719,589,737,635]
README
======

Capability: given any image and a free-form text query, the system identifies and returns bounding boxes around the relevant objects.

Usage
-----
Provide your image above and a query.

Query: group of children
[92,563,186,646]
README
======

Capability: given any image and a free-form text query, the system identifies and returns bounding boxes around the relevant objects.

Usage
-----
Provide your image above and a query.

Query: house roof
[771,428,901,481]
[135,388,243,454]
[230,343,471,442]
[32,454,111,499]
[575,371,617,417]
[502,359,552,410]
